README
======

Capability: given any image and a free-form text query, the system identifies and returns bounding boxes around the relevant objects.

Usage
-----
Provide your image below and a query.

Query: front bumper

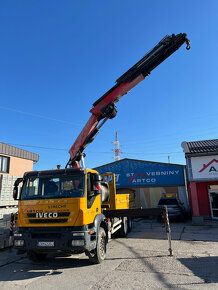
[167,210,183,218]
[13,226,96,253]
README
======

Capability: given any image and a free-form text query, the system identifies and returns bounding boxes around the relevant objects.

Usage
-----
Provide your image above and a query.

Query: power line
[0,106,82,126]
[5,142,184,156]
[6,143,66,151]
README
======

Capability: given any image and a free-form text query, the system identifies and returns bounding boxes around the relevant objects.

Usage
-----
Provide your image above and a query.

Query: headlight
[72,232,85,236]
[72,240,85,246]
[14,240,24,246]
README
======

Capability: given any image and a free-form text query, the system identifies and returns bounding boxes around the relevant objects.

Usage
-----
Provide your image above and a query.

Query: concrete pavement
[1,219,218,267]
[0,219,218,289]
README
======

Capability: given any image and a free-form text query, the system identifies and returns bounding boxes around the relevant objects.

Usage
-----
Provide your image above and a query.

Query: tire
[27,250,47,262]
[127,217,132,233]
[88,227,106,264]
[117,217,128,238]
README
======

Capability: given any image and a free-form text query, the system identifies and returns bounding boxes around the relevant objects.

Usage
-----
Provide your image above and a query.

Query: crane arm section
[67,33,190,167]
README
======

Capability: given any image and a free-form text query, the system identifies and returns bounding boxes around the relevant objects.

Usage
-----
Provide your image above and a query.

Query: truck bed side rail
[104,206,173,256]
[103,207,163,218]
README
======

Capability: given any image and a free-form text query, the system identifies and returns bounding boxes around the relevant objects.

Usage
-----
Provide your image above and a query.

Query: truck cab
[13,168,111,262]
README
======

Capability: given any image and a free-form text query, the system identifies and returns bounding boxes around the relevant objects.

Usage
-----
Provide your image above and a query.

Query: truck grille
[29,219,68,223]
[27,212,70,223]
[27,212,70,217]
[32,232,61,238]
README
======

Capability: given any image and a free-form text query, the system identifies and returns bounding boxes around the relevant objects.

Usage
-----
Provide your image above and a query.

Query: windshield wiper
[21,196,44,200]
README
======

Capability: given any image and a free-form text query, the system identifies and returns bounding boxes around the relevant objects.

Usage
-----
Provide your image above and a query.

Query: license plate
[37,241,54,247]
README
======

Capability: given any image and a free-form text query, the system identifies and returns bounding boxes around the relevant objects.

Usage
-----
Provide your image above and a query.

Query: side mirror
[13,187,18,200]
[92,173,102,195]
[13,178,23,200]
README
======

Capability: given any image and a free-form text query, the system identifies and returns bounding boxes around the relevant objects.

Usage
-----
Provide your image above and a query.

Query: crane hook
[185,38,191,50]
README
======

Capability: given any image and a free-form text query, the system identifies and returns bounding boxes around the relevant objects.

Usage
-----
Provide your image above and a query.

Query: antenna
[112,131,123,161]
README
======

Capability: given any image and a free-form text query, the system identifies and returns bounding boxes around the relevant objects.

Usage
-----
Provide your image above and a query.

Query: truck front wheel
[27,250,47,262]
[88,227,106,264]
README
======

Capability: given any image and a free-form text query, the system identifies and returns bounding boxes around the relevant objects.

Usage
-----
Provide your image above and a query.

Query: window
[0,156,9,173]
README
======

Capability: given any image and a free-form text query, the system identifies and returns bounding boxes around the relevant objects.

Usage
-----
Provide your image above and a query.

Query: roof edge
[0,142,39,162]
[94,158,185,170]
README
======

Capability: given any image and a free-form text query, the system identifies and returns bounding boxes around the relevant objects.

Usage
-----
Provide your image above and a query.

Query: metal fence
[0,213,14,249]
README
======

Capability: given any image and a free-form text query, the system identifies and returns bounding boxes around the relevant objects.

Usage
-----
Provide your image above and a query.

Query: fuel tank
[101,181,109,202]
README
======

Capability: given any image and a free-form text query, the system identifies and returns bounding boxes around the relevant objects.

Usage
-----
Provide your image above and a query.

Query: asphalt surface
[1,219,218,289]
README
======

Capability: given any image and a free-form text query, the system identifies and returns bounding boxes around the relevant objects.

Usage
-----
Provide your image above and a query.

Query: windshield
[20,174,84,200]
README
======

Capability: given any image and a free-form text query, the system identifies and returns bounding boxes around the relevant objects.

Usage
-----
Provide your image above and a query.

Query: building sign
[191,155,218,180]
[95,159,184,187]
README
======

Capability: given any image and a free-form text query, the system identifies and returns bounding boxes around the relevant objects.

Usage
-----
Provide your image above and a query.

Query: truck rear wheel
[88,227,106,264]
[118,217,128,238]
[27,250,47,262]
[127,217,132,232]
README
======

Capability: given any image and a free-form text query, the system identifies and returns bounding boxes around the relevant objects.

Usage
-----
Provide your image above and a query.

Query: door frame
[208,188,218,220]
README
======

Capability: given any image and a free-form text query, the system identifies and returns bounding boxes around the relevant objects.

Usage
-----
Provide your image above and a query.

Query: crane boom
[67,33,190,167]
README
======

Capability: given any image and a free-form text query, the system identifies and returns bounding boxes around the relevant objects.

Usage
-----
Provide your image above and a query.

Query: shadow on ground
[178,256,218,284]
[0,255,92,282]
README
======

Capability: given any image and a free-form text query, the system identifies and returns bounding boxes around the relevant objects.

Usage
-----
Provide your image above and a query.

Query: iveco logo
[36,212,58,218]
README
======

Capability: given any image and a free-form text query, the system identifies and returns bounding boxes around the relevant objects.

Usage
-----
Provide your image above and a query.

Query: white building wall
[178,186,189,211]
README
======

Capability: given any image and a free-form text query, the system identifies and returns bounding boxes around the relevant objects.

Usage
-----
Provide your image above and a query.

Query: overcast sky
[0,1,218,170]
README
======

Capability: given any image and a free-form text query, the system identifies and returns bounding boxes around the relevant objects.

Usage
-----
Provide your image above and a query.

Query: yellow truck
[13,170,132,263]
[13,33,190,263]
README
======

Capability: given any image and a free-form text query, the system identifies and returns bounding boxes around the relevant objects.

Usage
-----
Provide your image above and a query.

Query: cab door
[84,173,101,224]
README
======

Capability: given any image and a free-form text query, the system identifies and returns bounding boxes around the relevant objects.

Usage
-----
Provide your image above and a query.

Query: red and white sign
[191,155,218,180]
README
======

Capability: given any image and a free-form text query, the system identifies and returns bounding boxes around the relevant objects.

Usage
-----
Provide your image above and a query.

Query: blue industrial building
[95,158,189,210]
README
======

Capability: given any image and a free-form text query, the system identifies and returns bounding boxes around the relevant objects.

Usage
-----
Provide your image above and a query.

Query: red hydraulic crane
[67,33,190,168]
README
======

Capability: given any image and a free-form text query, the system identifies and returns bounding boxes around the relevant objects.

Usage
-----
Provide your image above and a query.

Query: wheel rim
[124,218,128,234]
